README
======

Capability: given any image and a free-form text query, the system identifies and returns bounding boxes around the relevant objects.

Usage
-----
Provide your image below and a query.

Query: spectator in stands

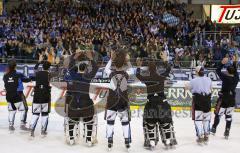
[197,54,206,67]
[181,50,192,68]
[213,44,223,62]
[0,0,234,69]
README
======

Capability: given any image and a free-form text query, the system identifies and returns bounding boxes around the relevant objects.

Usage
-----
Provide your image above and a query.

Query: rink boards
[0,75,240,112]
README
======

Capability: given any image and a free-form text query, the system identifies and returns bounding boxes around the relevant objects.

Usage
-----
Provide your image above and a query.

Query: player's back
[190,76,212,94]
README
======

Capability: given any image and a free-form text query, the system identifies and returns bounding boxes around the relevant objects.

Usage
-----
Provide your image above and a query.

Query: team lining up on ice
[2,48,239,151]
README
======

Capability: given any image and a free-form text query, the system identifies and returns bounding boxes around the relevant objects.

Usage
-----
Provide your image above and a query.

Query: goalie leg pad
[143,121,159,147]
[65,117,80,143]
[83,115,98,143]
[159,122,177,146]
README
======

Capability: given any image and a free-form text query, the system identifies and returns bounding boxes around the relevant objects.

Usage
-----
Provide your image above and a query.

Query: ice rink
[0,106,239,153]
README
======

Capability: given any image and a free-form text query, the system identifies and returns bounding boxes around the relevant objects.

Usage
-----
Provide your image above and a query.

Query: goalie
[136,52,177,150]
[55,51,99,146]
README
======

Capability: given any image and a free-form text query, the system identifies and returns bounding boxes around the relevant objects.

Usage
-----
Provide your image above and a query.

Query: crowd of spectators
[0,0,239,68]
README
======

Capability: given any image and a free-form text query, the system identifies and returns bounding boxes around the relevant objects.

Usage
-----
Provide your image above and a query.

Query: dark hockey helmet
[8,59,17,71]
[114,50,127,68]
[78,62,87,73]
[148,60,157,74]
[42,61,51,70]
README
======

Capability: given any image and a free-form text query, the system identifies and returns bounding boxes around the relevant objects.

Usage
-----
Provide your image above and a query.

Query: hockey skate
[9,125,15,133]
[144,139,150,148]
[170,138,178,146]
[108,138,113,151]
[108,137,113,151]
[69,138,75,145]
[211,127,216,135]
[149,140,156,150]
[20,123,30,131]
[196,136,204,145]
[125,138,131,152]
[224,129,230,139]
[203,135,209,144]
[86,137,93,147]
[28,129,35,140]
[41,130,48,138]
[86,140,93,147]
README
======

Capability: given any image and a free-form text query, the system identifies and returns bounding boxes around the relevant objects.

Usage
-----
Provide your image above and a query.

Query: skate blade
[164,145,170,150]
[150,146,155,151]
[125,145,130,152]
[211,133,215,136]
[87,142,93,147]
[28,135,34,140]
[197,142,204,146]
[204,141,208,145]
[108,148,112,152]
[41,135,47,138]
[9,131,15,134]
[19,130,30,134]
[169,145,176,150]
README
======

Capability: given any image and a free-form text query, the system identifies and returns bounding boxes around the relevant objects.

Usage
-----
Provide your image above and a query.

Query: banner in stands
[211,5,240,24]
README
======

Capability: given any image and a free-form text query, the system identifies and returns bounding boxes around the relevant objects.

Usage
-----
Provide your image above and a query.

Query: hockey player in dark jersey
[104,51,132,151]
[136,52,177,149]
[3,59,32,132]
[29,54,59,137]
[211,56,239,139]
[56,51,99,146]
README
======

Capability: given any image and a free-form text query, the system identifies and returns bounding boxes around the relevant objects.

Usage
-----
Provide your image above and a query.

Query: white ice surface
[0,106,239,153]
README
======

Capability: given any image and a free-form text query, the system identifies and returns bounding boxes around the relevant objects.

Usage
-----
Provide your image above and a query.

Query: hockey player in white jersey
[104,50,132,151]
[185,66,212,144]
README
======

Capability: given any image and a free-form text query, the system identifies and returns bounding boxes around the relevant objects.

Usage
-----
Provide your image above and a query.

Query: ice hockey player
[3,59,32,132]
[104,50,132,151]
[136,52,177,150]
[211,56,239,139]
[61,51,99,146]
[186,66,212,144]
[29,54,59,137]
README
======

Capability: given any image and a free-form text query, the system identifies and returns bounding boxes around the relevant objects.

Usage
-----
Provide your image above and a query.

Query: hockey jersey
[107,70,129,111]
